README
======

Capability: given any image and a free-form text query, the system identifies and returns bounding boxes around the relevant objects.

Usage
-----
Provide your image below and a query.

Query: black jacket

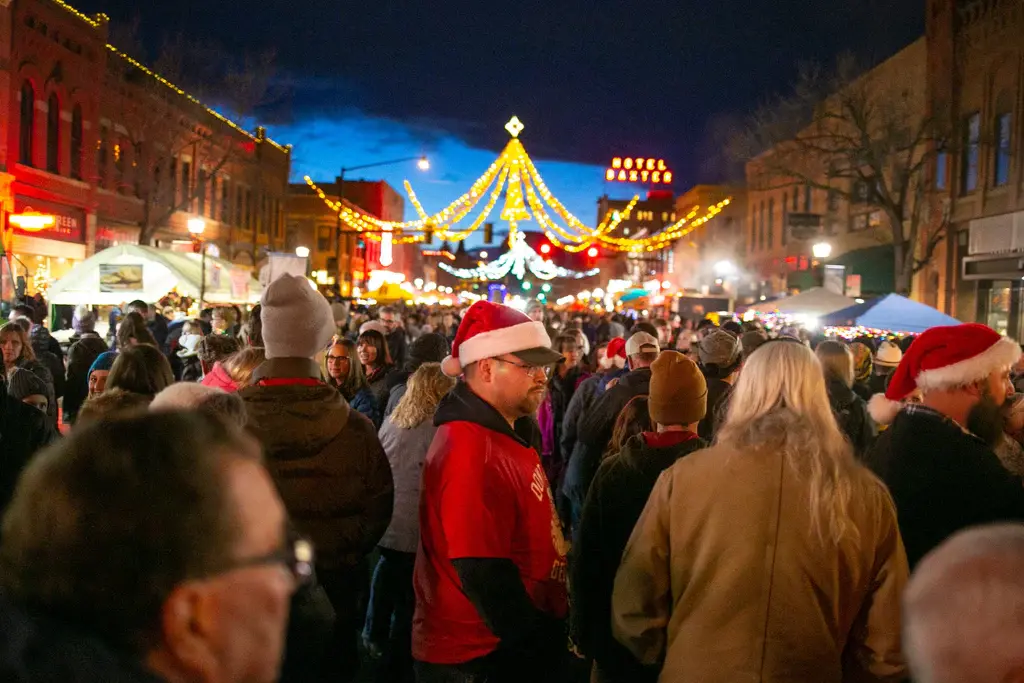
[697,376,733,442]
[867,405,1024,568]
[825,378,876,458]
[0,394,57,539]
[563,368,652,533]
[29,326,65,400]
[572,431,706,682]
[0,597,164,683]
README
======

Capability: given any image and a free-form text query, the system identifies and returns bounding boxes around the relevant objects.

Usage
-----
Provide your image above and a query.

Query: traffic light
[483,223,493,244]
[540,243,552,255]
[587,246,599,259]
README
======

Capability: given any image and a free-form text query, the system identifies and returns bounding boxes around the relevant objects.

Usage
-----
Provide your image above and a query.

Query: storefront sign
[99,264,144,292]
[13,197,85,244]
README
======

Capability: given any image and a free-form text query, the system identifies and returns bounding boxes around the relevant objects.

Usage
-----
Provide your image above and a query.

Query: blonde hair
[222,347,266,388]
[716,340,859,546]
[390,363,455,429]
[815,340,854,388]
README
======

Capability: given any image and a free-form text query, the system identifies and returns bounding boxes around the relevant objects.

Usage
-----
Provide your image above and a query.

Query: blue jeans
[363,548,416,682]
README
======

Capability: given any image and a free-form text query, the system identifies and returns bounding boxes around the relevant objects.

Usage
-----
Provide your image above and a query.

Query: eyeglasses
[326,355,351,363]
[494,357,553,379]
[217,536,316,586]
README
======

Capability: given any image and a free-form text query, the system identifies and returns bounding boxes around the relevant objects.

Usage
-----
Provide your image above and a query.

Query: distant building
[596,190,676,282]
[670,184,746,297]
[286,179,418,295]
[0,0,290,297]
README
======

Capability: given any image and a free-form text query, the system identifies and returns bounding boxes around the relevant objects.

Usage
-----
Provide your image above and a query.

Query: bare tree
[104,21,276,246]
[734,52,949,295]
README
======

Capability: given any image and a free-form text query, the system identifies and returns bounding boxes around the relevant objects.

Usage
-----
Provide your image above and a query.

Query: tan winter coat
[611,443,908,683]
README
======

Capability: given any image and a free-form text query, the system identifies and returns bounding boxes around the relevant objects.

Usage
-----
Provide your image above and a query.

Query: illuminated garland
[439,231,599,281]
[304,117,731,252]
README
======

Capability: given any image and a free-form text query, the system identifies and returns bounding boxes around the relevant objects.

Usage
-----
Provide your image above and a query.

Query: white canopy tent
[47,245,262,306]
[745,287,858,317]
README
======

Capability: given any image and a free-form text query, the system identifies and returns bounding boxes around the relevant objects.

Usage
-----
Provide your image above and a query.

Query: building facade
[670,184,746,298]
[596,190,676,283]
[743,38,930,301]
[287,178,416,296]
[1,0,290,299]
[928,0,1024,338]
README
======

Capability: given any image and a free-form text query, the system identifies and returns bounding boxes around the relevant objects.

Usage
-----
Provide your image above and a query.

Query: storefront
[10,196,87,296]
[961,253,1024,338]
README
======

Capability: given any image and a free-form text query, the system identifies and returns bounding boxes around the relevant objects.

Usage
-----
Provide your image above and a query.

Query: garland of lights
[439,231,598,281]
[304,116,732,253]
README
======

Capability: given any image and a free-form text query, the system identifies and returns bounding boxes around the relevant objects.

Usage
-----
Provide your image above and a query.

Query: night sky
[76,0,924,225]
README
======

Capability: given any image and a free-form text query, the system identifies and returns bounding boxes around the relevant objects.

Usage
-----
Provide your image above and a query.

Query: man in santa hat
[866,322,1024,569]
[414,300,569,683]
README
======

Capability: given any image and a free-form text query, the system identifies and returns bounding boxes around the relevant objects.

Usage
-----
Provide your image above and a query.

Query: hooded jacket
[573,431,706,682]
[239,358,394,572]
[200,361,239,392]
[612,443,907,683]
[413,381,566,673]
[0,393,56,529]
[0,598,163,683]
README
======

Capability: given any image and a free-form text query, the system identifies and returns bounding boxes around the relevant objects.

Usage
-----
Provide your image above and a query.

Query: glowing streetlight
[187,217,206,236]
[479,251,488,259]
[812,242,832,259]
[417,156,430,171]
[295,246,310,258]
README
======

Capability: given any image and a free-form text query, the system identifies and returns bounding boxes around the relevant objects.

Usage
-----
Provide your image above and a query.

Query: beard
[515,385,547,417]
[967,391,1009,448]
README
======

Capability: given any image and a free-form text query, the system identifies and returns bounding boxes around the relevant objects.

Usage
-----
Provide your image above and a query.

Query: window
[804,184,812,211]
[827,189,839,212]
[758,201,765,250]
[767,198,774,248]
[791,190,798,212]
[209,174,218,220]
[258,195,267,235]
[70,105,82,179]
[962,112,980,193]
[197,169,207,216]
[935,149,948,190]
[781,194,788,246]
[181,161,191,208]
[19,82,35,165]
[168,158,178,207]
[132,143,142,197]
[852,214,868,232]
[869,210,883,229]
[995,113,1012,187]
[318,226,332,252]
[97,124,109,185]
[221,180,230,223]
[113,140,125,192]
[46,93,59,173]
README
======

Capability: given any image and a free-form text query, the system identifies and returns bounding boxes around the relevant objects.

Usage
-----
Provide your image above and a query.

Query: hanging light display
[439,232,598,281]
[304,117,731,253]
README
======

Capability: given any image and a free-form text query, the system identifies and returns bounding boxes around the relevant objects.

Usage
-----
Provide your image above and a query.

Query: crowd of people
[3,282,1024,683]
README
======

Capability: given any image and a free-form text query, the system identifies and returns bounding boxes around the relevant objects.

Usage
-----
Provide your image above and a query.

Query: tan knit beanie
[648,350,707,426]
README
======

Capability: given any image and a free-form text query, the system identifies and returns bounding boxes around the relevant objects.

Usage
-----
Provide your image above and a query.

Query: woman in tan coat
[611,338,908,683]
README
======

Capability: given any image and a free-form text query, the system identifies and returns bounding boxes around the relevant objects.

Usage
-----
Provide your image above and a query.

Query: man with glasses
[0,411,307,683]
[416,300,568,683]
[378,305,408,368]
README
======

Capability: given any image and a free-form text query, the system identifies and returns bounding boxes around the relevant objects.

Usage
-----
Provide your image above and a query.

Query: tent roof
[820,293,961,334]
[47,245,262,306]
[745,287,858,317]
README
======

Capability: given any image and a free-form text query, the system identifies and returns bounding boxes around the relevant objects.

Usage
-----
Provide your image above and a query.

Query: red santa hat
[868,323,1021,424]
[441,300,562,377]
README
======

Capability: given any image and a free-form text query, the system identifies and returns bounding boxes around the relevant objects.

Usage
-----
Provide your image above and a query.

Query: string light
[306,116,730,252]
[439,231,598,281]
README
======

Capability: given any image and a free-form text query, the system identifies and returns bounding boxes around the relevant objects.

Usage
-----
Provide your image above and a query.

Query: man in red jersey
[413,300,569,683]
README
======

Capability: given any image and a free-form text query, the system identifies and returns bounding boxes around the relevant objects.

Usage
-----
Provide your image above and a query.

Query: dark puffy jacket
[572,431,707,682]
[240,361,394,573]
[697,377,733,442]
[559,369,628,461]
[0,597,164,683]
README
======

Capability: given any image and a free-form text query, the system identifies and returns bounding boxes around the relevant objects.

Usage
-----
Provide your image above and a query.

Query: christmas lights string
[303,117,732,252]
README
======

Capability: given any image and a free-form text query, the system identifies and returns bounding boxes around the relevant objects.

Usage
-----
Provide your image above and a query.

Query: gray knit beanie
[259,274,335,359]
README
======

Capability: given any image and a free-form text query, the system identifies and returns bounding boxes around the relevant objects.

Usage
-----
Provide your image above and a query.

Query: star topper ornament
[505,116,525,138]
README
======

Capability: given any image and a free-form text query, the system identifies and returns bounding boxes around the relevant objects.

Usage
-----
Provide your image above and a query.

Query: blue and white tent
[820,293,960,334]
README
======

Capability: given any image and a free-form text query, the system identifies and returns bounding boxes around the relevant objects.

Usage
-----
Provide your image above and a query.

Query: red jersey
[412,420,569,664]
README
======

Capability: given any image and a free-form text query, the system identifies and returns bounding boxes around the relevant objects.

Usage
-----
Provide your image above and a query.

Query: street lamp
[334,155,430,292]
[187,218,207,311]
[812,242,832,259]
[295,246,310,258]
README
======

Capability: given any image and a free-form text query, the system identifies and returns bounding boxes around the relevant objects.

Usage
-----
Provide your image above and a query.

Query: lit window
[995,113,1012,187]
[962,112,980,193]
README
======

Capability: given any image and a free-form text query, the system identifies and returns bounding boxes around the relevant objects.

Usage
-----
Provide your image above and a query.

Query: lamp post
[188,218,207,311]
[334,155,429,292]
[812,242,832,259]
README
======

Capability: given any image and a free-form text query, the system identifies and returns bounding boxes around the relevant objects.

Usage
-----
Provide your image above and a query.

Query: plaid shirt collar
[902,402,984,443]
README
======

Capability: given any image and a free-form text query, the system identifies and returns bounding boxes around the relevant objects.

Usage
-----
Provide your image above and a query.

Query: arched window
[19,81,35,166]
[70,105,83,179]
[46,92,60,173]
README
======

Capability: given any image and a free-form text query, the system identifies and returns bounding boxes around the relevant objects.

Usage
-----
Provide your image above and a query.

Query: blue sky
[274,115,645,245]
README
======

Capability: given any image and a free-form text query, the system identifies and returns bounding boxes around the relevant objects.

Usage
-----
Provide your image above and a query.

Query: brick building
[929,0,1024,338]
[0,0,290,298]
[670,184,746,296]
[287,178,420,296]
[743,38,931,301]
